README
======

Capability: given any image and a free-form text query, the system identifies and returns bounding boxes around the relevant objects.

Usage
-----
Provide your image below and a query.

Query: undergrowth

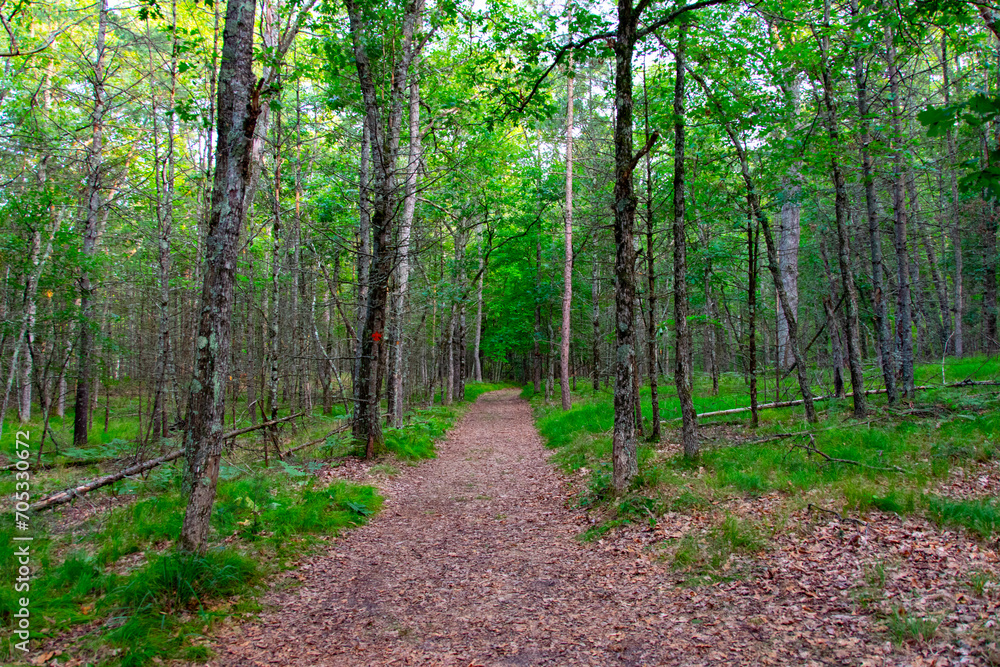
[0,382,499,665]
[529,357,1000,579]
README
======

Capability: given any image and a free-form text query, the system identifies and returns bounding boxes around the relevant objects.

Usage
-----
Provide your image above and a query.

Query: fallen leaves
[207,390,999,667]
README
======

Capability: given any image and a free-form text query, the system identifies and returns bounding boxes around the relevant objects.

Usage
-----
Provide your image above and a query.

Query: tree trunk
[546,313,555,403]
[0,221,57,440]
[267,86,283,427]
[17,229,42,424]
[534,240,542,393]
[560,55,575,412]
[721,121,817,423]
[473,232,484,383]
[851,0,897,403]
[886,27,915,396]
[445,309,454,405]
[748,214,759,428]
[591,258,600,391]
[820,3,866,416]
[73,0,109,448]
[942,35,963,357]
[986,207,999,355]
[908,173,950,354]
[819,237,846,398]
[611,0,640,492]
[672,24,697,458]
[389,65,421,426]
[643,72,660,441]
[777,168,801,371]
[353,115,372,397]
[150,0,179,441]
[347,0,422,454]
[179,0,261,553]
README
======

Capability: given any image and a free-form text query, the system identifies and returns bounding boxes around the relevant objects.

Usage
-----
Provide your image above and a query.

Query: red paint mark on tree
[372,331,383,342]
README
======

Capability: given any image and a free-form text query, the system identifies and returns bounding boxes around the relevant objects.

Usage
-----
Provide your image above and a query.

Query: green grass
[926,496,1000,539]
[0,382,484,665]
[885,607,940,644]
[0,466,384,664]
[669,514,767,582]
[528,356,1000,562]
[384,406,454,460]
[99,548,260,667]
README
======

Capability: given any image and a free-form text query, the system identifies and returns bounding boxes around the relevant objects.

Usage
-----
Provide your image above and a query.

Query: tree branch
[630,130,660,171]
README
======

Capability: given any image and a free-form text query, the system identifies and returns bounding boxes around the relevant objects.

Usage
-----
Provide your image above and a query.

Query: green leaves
[919,93,1000,137]
[916,104,962,138]
[958,157,1000,202]
[920,94,1000,201]
[278,459,307,477]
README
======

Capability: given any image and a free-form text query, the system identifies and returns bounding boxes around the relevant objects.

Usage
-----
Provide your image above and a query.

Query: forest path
[213,389,888,666]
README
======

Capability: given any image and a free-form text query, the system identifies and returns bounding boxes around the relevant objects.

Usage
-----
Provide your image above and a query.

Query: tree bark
[611,0,640,492]
[267,85,283,436]
[73,0,109,448]
[986,206,999,355]
[591,258,600,391]
[747,214,759,428]
[389,61,421,426]
[672,24,697,458]
[560,54,575,411]
[908,172,950,355]
[818,237,846,398]
[643,70,660,441]
[473,230,484,383]
[534,239,542,393]
[851,0,897,403]
[179,0,260,553]
[819,6,866,416]
[777,168,801,371]
[347,0,422,454]
[886,26,915,396]
[942,35,963,357]
[724,128,817,423]
[353,116,372,395]
[150,0,179,441]
[0,221,57,441]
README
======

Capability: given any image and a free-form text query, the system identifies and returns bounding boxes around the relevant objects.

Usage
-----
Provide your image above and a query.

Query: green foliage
[463,382,513,403]
[384,411,450,460]
[529,357,1000,566]
[842,482,917,514]
[97,493,187,564]
[966,569,997,597]
[925,496,1000,538]
[0,467,382,664]
[100,549,259,666]
[670,515,766,580]
[884,607,940,644]
[112,548,258,614]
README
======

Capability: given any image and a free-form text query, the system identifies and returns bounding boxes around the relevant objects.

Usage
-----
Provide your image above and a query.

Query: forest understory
[2,359,999,666]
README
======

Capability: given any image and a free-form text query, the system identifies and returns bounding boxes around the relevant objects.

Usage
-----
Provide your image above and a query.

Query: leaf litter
[212,389,999,666]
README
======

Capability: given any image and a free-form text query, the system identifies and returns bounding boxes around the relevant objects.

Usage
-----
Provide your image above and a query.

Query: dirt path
[213,390,983,666]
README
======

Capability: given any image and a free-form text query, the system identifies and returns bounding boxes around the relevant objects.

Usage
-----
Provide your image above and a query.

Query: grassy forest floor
[1,358,998,665]
[0,382,507,665]
[528,356,1000,665]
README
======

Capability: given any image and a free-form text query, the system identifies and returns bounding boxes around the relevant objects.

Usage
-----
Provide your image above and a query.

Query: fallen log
[4,414,305,475]
[32,416,342,511]
[259,422,350,461]
[31,449,184,512]
[794,434,910,474]
[223,411,305,439]
[664,380,1000,422]
[2,457,115,472]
